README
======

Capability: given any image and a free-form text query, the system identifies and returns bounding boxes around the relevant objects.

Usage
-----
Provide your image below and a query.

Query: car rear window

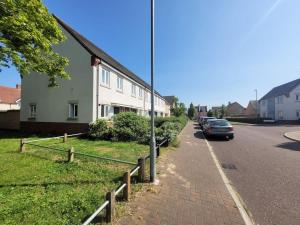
[209,120,230,126]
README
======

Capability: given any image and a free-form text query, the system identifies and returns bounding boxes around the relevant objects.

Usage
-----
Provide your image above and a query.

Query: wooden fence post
[156,146,160,157]
[20,138,26,152]
[106,190,115,223]
[68,147,74,162]
[123,171,131,201]
[138,157,145,183]
[63,133,68,143]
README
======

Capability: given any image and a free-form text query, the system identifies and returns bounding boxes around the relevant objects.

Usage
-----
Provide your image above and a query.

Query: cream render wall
[20,25,94,123]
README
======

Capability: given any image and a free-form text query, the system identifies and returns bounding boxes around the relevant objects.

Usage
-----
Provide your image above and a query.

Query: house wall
[0,103,20,111]
[0,110,20,130]
[96,63,167,119]
[260,85,300,120]
[20,25,94,127]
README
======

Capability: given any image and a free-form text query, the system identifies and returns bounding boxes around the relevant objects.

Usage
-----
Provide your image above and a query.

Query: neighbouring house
[163,96,176,111]
[227,102,245,117]
[260,78,300,120]
[194,105,207,119]
[211,106,222,118]
[20,16,170,134]
[0,85,21,111]
[244,100,259,118]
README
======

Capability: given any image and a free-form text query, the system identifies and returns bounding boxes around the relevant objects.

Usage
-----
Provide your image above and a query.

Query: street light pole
[150,0,156,183]
[255,89,258,124]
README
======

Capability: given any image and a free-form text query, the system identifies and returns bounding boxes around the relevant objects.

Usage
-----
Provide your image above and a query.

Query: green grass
[0,132,150,225]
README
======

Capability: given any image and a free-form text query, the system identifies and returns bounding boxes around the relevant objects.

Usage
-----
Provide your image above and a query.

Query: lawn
[0,132,151,225]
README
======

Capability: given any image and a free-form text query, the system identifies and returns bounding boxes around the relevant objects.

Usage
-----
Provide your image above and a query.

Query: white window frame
[68,103,78,119]
[29,104,36,118]
[278,111,283,120]
[101,68,110,87]
[277,96,283,104]
[100,105,109,118]
[117,75,123,92]
[296,94,300,102]
[138,87,143,99]
[262,100,266,106]
[131,83,136,97]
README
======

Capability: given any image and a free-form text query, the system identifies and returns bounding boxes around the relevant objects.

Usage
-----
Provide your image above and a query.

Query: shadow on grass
[276,142,300,151]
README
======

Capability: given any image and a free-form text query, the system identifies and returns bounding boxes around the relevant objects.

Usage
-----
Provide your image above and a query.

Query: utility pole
[150,0,156,183]
[255,89,258,124]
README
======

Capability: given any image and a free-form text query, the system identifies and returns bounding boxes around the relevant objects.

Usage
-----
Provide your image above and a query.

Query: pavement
[284,130,300,142]
[116,122,245,225]
[209,124,300,225]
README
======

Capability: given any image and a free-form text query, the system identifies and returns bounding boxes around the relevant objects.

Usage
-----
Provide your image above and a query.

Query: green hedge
[226,117,271,124]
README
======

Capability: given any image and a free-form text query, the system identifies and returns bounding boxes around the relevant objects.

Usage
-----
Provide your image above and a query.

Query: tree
[187,102,195,119]
[0,0,69,87]
[171,99,186,117]
[220,104,227,118]
[207,109,213,117]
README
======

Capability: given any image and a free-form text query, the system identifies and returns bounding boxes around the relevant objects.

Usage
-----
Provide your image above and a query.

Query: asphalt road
[207,124,300,225]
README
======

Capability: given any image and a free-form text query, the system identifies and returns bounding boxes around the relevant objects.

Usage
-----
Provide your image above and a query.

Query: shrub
[113,112,149,142]
[88,119,113,140]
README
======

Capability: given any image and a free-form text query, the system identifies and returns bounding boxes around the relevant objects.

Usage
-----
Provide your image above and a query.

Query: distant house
[244,100,259,118]
[20,16,170,134]
[163,96,176,110]
[0,85,21,111]
[195,105,207,118]
[227,102,245,117]
[260,78,300,120]
[211,106,222,118]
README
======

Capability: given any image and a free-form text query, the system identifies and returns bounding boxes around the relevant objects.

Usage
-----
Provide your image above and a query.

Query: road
[207,124,300,225]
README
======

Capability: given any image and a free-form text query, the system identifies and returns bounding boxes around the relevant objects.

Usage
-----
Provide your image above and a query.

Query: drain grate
[221,163,237,170]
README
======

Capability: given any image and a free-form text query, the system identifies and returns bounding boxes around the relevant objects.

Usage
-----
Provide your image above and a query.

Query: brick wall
[0,110,20,130]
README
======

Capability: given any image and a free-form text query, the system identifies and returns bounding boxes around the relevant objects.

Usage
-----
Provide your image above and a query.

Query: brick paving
[116,122,245,225]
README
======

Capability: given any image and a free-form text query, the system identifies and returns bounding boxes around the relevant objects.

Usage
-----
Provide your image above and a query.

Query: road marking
[204,139,255,225]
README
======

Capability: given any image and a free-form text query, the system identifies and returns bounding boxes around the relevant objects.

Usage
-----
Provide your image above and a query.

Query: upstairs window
[29,104,36,118]
[277,96,283,104]
[261,100,266,106]
[117,76,123,91]
[145,92,148,102]
[69,103,78,119]
[296,94,300,101]
[101,68,110,87]
[139,87,143,99]
[131,84,136,97]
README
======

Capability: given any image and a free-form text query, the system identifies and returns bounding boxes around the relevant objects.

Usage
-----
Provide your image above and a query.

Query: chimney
[16,84,21,89]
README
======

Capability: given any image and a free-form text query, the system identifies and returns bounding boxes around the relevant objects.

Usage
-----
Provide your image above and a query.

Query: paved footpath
[116,122,245,225]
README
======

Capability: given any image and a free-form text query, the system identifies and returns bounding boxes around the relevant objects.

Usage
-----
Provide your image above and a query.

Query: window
[278,111,283,120]
[100,105,109,117]
[117,76,123,91]
[69,103,78,119]
[101,68,110,86]
[154,96,157,105]
[29,104,36,118]
[262,100,266,106]
[277,96,283,104]
[145,92,148,102]
[297,111,300,118]
[139,87,143,99]
[131,84,136,96]
[296,94,300,101]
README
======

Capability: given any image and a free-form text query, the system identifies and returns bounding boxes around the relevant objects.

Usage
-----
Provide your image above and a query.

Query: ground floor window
[68,103,78,119]
[278,111,283,120]
[297,111,300,119]
[29,104,36,118]
[100,105,109,117]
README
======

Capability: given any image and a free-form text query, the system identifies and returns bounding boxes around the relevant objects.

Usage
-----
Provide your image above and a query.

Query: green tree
[172,101,186,117]
[187,102,195,119]
[0,0,69,86]
[207,109,213,117]
[220,104,227,118]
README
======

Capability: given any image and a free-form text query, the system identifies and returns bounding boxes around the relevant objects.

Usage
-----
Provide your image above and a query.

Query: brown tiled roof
[0,85,21,104]
[53,15,164,98]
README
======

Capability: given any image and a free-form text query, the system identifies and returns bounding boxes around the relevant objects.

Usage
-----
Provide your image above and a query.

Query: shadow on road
[276,142,300,151]
[193,130,229,142]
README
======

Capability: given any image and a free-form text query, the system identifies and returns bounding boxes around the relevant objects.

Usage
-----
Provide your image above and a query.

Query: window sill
[131,95,136,98]
[27,117,36,121]
[67,117,78,121]
[116,89,123,94]
[100,84,110,89]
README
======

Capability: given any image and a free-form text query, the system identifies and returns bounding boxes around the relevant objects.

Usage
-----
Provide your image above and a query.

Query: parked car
[203,119,234,140]
[199,116,216,129]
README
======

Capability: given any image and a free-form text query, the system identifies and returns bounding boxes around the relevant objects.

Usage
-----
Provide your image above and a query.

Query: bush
[113,112,149,142]
[88,119,113,140]
[226,117,271,124]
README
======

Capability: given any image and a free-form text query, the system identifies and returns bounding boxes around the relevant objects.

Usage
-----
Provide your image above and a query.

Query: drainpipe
[96,65,100,119]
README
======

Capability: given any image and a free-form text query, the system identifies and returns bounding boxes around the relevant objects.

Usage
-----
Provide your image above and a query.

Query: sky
[1,0,300,108]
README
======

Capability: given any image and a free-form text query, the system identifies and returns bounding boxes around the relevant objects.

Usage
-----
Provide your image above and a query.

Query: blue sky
[1,0,300,108]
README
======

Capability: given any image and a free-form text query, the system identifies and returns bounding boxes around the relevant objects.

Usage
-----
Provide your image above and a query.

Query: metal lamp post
[150,0,156,183]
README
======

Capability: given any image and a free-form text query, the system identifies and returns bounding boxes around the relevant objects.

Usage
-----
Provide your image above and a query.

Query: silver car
[203,119,234,140]
[199,116,216,129]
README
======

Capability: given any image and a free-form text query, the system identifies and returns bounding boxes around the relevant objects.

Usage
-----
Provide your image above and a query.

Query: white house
[260,78,300,121]
[0,85,21,111]
[20,16,170,133]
